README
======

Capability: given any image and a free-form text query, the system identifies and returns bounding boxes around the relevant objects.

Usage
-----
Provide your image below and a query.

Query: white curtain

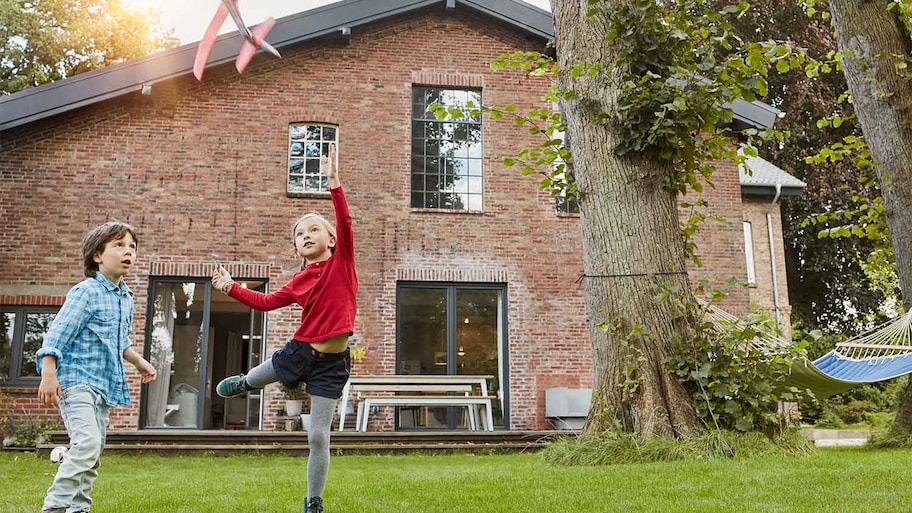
[146,287,175,426]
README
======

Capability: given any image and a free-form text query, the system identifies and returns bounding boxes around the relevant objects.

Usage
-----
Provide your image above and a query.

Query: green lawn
[2,447,912,512]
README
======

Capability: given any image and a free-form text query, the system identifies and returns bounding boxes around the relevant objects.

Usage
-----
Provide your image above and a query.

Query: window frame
[0,306,59,386]
[410,86,484,211]
[743,221,757,285]
[395,281,510,430]
[550,103,578,215]
[287,122,339,197]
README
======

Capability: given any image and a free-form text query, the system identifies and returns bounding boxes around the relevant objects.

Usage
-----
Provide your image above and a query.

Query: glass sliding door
[397,283,507,430]
[144,281,208,428]
[142,278,266,429]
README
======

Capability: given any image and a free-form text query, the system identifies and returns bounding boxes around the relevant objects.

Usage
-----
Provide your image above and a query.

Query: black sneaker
[216,374,249,398]
[304,496,324,513]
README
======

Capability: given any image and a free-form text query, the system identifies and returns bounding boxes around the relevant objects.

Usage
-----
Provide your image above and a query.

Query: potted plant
[279,383,306,417]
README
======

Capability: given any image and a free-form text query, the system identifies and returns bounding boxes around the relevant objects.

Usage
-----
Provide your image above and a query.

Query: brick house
[0,0,803,433]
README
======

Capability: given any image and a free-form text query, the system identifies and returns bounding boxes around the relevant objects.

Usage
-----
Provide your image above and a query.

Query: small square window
[287,123,338,194]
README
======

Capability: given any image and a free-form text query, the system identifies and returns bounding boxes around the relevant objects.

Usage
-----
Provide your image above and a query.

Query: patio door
[141,278,266,429]
[396,283,507,430]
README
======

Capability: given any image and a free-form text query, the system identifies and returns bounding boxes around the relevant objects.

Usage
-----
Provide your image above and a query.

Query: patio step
[38,430,570,454]
[802,428,873,447]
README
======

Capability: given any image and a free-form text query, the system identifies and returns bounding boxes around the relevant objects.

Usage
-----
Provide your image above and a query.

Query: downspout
[766,183,782,329]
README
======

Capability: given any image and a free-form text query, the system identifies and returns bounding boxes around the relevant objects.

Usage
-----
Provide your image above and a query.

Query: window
[411,87,483,210]
[550,104,578,214]
[0,307,58,385]
[396,283,506,429]
[743,221,756,284]
[288,123,338,194]
[554,167,579,214]
[142,278,266,429]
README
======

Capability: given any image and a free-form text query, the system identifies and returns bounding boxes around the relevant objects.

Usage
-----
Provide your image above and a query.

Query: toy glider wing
[192,0,281,81]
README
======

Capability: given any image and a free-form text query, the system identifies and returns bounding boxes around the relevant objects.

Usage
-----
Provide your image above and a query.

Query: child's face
[294,218,335,263]
[93,232,137,283]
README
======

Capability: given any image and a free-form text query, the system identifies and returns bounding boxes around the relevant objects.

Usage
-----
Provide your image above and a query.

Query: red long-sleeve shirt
[228,186,357,343]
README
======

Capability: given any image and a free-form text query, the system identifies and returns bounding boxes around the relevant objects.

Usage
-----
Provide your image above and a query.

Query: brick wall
[743,198,793,337]
[0,7,787,431]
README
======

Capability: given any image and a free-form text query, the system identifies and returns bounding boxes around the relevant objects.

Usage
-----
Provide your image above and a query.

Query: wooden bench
[348,384,476,431]
[356,395,496,432]
[337,375,495,431]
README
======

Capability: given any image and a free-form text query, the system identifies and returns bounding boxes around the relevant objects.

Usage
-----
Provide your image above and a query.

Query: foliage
[666,296,810,433]
[1,0,179,95]
[1,416,59,448]
[541,428,813,465]
[869,427,912,448]
[708,0,891,333]
[800,378,905,428]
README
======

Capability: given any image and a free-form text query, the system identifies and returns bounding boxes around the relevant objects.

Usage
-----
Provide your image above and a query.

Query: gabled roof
[0,0,779,133]
[740,154,806,197]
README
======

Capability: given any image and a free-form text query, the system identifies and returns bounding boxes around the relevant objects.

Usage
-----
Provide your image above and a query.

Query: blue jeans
[43,385,110,513]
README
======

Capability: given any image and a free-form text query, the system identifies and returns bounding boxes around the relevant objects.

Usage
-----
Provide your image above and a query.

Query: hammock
[702,304,912,398]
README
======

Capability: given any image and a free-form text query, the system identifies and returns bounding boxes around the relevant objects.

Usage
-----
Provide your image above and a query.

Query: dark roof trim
[0,0,774,133]
[740,185,804,197]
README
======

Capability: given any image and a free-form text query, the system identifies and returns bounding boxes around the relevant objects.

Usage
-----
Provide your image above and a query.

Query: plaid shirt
[36,272,135,406]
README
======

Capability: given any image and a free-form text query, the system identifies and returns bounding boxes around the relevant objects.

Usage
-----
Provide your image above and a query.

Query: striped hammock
[702,303,912,398]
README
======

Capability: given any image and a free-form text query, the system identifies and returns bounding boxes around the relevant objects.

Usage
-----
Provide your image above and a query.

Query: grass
[3,447,912,512]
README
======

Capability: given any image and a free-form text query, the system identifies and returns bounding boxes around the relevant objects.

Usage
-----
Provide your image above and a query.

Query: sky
[124,0,552,45]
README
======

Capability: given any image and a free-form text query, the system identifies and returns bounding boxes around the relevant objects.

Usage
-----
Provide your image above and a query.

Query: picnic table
[337,375,495,432]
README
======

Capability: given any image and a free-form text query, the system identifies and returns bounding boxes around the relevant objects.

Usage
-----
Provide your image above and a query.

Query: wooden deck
[39,430,574,455]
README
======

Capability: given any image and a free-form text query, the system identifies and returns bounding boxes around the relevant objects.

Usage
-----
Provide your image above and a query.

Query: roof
[740,154,806,197]
[0,0,780,133]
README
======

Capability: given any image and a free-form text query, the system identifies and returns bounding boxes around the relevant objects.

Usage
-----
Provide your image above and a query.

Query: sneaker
[216,374,250,398]
[304,496,324,513]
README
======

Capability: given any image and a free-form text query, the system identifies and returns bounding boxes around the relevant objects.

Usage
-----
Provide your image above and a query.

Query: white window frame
[743,221,756,285]
[287,123,339,195]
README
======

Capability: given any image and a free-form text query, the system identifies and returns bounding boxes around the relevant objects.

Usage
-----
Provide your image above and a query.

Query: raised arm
[213,266,296,311]
[322,145,354,259]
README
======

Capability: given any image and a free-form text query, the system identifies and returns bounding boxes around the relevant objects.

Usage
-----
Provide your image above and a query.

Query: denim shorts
[271,340,351,399]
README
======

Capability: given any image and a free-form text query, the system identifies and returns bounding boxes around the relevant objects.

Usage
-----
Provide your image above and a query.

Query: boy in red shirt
[212,144,355,513]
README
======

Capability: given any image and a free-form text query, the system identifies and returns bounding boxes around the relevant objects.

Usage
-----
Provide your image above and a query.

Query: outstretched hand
[212,265,234,293]
[321,143,339,181]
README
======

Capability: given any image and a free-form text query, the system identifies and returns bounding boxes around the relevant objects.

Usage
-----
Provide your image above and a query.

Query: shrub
[666,299,812,434]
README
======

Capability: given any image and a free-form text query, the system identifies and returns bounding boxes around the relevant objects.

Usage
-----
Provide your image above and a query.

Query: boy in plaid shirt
[36,221,156,513]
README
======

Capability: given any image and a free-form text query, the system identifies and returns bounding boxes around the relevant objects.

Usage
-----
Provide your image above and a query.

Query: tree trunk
[551,0,702,438]
[828,0,912,429]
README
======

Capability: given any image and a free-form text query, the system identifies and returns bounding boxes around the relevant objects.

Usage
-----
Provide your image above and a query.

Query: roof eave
[740,184,804,197]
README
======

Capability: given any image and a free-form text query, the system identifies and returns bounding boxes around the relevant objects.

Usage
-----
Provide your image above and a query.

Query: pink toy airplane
[193,0,281,81]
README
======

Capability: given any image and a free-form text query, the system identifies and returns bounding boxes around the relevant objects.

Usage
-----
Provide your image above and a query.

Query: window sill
[556,212,580,218]
[0,383,39,392]
[287,191,332,199]
[410,208,486,215]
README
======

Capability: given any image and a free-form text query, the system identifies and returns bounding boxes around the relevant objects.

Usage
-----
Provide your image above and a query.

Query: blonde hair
[292,213,337,267]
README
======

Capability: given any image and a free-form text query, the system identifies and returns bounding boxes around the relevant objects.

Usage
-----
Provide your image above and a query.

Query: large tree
[546,0,814,438]
[825,0,912,429]
[1,0,178,95]
[549,0,718,438]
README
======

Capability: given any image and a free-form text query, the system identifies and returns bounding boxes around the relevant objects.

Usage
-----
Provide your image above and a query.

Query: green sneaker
[304,496,323,513]
[216,374,250,398]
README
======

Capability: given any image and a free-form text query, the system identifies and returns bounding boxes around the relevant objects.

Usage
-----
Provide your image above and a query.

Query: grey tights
[243,360,335,499]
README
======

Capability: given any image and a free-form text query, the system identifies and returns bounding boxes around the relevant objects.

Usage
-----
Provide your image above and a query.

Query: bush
[666,299,811,434]
[2,417,59,448]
